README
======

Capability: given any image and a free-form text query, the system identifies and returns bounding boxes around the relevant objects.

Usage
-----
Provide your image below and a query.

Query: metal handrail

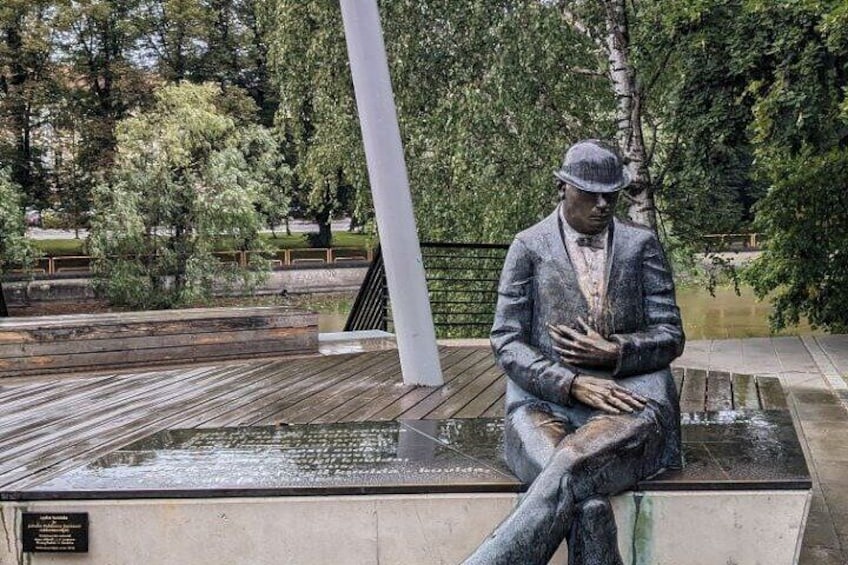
[345,242,509,338]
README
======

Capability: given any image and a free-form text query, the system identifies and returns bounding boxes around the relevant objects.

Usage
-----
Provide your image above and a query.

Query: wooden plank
[168,360,318,429]
[369,348,494,421]
[482,393,505,417]
[232,351,401,426]
[183,356,340,428]
[0,326,317,358]
[0,363,271,488]
[312,348,475,424]
[398,354,498,420]
[0,307,314,332]
[0,367,179,425]
[453,375,506,418]
[0,369,185,435]
[339,348,488,423]
[0,335,317,376]
[757,376,789,410]
[0,364,231,461]
[679,368,706,412]
[0,373,150,434]
[272,351,405,424]
[705,371,732,411]
[426,360,500,419]
[732,373,760,409]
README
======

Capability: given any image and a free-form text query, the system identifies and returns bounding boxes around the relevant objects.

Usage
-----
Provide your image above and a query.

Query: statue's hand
[570,375,647,414]
[548,317,620,370]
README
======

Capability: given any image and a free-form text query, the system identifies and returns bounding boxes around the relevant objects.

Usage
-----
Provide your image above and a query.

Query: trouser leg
[462,401,665,565]
[568,497,623,565]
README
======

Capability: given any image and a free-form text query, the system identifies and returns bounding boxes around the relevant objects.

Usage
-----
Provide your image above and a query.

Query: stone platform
[0,412,811,564]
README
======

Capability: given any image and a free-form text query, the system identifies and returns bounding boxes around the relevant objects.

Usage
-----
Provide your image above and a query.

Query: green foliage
[268,0,369,247]
[0,0,59,207]
[384,1,612,242]
[747,148,848,331]
[0,168,36,272]
[645,1,767,243]
[89,83,287,309]
[743,0,848,332]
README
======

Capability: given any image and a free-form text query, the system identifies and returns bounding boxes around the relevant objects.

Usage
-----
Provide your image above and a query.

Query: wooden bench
[672,367,788,411]
[0,307,318,377]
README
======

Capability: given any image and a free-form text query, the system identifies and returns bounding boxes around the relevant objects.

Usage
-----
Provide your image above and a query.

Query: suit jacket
[491,208,685,415]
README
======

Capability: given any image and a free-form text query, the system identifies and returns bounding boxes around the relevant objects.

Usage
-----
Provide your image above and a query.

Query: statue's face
[562,183,618,235]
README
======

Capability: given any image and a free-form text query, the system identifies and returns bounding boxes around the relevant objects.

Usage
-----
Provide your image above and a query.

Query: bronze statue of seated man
[463,140,684,565]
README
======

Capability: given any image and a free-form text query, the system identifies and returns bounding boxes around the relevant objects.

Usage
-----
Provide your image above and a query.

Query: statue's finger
[611,388,646,409]
[557,324,583,340]
[561,326,595,347]
[595,398,622,414]
[576,317,599,336]
[604,393,634,413]
[556,351,580,366]
[546,323,565,337]
[615,388,649,404]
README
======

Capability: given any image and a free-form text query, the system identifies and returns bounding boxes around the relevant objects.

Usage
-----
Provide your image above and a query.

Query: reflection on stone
[22,421,519,498]
[7,410,810,501]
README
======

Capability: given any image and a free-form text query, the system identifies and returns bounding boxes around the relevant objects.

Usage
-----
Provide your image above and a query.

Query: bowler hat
[554,139,631,193]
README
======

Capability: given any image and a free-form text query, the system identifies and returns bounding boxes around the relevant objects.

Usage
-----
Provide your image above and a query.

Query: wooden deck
[0,345,783,493]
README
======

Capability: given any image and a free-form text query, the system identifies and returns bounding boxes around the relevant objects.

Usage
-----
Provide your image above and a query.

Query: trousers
[462,392,669,565]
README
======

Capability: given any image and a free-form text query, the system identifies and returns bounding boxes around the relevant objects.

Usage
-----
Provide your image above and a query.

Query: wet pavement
[677,334,848,565]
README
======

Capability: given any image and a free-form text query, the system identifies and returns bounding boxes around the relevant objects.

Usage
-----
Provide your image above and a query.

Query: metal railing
[345,242,509,338]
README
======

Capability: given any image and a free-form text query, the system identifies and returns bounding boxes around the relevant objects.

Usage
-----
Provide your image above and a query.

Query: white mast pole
[339,0,443,386]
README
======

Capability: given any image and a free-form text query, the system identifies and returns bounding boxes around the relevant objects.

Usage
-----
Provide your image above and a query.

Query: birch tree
[558,0,660,227]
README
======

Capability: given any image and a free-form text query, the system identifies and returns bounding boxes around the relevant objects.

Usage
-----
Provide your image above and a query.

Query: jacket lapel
[601,219,628,334]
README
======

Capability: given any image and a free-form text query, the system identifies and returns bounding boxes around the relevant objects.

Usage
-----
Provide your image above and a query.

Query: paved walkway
[677,335,848,565]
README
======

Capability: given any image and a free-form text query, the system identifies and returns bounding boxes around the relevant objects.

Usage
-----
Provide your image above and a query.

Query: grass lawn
[32,232,377,256]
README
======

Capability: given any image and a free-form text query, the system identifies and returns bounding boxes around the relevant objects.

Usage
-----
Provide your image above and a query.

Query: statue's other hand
[570,375,647,414]
[547,317,620,370]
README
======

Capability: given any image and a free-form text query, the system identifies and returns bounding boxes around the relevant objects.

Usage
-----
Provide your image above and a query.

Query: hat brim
[553,168,631,193]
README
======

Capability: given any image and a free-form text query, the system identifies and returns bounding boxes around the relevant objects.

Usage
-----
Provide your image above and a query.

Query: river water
[307,285,816,339]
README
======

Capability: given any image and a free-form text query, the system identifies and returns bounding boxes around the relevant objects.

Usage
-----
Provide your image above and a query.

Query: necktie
[576,236,604,250]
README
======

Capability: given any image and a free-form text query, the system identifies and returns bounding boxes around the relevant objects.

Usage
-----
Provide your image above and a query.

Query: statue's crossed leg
[464,400,666,565]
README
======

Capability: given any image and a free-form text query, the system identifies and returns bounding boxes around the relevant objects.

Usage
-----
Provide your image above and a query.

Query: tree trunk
[603,0,656,228]
[315,214,332,248]
[0,281,8,317]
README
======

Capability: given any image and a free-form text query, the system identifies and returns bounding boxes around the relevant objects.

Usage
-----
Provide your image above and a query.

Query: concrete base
[0,490,810,565]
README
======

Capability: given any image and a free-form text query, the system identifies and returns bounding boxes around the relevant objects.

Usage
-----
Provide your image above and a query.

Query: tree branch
[560,3,606,51]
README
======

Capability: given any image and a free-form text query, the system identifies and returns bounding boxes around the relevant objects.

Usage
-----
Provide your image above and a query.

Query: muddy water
[675,285,817,340]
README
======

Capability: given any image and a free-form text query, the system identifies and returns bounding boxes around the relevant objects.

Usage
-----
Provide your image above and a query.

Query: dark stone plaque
[21,512,88,553]
[1,411,810,502]
[644,410,812,490]
[10,420,518,500]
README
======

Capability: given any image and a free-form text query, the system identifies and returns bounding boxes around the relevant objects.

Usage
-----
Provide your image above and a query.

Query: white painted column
[339,0,442,386]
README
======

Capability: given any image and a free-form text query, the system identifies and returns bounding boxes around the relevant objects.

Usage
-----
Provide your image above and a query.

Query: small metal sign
[21,512,89,553]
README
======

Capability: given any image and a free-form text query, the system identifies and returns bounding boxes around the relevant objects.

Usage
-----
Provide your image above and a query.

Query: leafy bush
[89,83,288,309]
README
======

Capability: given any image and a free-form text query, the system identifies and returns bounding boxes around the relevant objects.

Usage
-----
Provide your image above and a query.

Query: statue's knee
[578,496,611,518]
[633,401,664,432]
